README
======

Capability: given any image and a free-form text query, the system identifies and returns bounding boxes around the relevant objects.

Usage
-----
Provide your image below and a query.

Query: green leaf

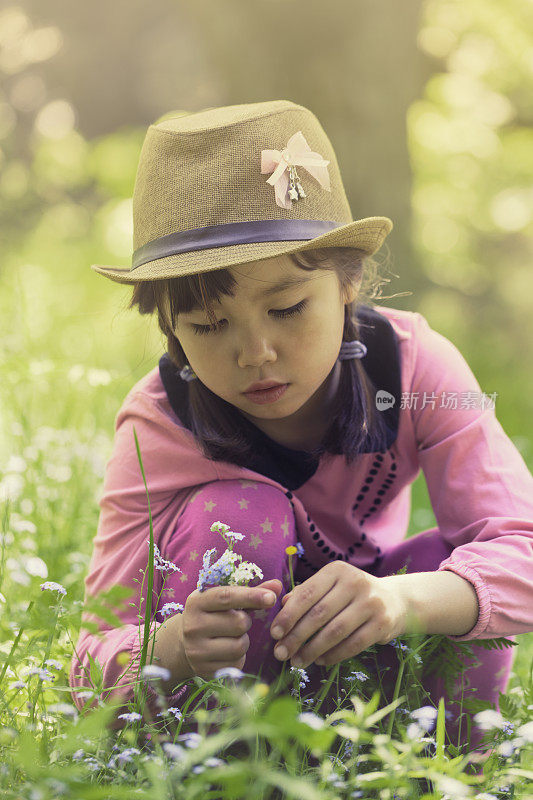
[497,690,520,719]
[435,696,445,762]
[86,651,104,691]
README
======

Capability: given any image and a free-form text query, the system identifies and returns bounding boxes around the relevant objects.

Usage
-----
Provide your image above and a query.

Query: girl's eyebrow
[258,276,313,298]
[184,276,313,314]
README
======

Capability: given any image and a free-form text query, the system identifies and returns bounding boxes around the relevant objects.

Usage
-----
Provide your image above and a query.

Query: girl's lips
[243,383,289,404]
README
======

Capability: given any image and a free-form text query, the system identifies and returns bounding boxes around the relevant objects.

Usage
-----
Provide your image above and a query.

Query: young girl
[70,100,533,752]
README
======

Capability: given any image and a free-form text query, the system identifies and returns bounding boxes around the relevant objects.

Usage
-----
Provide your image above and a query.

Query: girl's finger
[274,591,354,664]
[270,572,337,641]
[306,618,377,668]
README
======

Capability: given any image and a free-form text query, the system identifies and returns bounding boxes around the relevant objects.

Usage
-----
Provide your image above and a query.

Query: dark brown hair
[127,247,395,466]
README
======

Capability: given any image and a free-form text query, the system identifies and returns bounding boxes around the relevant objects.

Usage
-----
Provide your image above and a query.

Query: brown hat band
[131,219,341,270]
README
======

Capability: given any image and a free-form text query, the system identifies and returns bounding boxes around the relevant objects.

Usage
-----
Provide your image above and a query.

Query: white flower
[214,667,244,680]
[298,712,325,729]
[40,581,66,596]
[473,709,505,731]
[231,561,263,585]
[225,531,245,542]
[210,521,231,534]
[474,794,499,800]
[117,712,142,723]
[406,722,424,740]
[157,706,183,720]
[497,740,517,758]
[410,705,439,732]
[76,690,95,701]
[141,665,171,682]
[516,720,533,742]
[437,775,471,797]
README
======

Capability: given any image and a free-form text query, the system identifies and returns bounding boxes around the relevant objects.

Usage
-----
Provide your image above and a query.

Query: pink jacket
[69,306,533,712]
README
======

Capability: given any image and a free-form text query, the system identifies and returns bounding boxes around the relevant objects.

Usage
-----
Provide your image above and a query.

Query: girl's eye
[191,299,308,336]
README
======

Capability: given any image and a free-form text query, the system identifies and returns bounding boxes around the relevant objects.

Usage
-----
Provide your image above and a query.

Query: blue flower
[44,659,63,671]
[214,667,244,681]
[197,549,240,591]
[296,542,305,557]
[409,705,438,733]
[160,602,184,618]
[117,712,142,723]
[141,665,171,682]
[345,670,369,682]
[289,666,310,688]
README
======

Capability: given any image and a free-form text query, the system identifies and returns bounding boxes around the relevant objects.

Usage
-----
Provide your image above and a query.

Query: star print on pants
[204,500,216,512]
[238,498,249,510]
[260,517,273,533]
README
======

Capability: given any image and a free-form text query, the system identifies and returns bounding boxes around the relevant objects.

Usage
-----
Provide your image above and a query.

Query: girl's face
[163,254,357,448]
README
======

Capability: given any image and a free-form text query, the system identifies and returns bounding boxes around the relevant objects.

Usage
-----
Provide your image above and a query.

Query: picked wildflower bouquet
[197,522,264,592]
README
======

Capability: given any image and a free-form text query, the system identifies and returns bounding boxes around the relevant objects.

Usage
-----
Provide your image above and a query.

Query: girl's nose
[237,333,277,369]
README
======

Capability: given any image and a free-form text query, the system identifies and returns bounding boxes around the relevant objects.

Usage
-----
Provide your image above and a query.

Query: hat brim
[90,216,393,285]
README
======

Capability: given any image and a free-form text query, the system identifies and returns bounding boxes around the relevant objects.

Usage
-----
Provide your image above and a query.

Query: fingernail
[263,592,276,604]
[274,645,288,660]
[292,657,303,668]
[271,626,283,639]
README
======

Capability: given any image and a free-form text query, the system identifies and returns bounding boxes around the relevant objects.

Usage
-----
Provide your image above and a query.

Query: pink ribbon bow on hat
[261,130,331,210]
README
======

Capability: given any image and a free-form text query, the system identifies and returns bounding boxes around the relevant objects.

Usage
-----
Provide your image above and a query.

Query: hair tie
[179,364,197,382]
[338,339,367,360]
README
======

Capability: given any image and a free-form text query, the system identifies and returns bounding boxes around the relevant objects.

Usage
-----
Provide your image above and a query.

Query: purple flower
[149,542,181,574]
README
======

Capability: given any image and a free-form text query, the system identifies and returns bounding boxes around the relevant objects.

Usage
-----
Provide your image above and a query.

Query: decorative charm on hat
[261,130,331,210]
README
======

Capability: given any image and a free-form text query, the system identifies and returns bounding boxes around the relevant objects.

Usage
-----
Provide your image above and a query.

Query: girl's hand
[270,562,407,669]
[180,579,282,681]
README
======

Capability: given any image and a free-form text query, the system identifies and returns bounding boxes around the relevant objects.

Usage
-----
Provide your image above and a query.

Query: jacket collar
[159,304,401,489]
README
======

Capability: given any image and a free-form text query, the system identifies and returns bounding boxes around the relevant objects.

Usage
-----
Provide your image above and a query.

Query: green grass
[0,268,532,795]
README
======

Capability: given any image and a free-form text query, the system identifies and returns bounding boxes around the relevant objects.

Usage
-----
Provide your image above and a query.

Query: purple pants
[160,480,515,752]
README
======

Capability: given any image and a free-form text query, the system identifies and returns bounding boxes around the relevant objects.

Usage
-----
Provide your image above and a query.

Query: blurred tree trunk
[19,0,432,298]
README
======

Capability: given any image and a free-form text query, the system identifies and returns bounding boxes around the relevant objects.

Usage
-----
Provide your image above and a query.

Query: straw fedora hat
[91,99,393,285]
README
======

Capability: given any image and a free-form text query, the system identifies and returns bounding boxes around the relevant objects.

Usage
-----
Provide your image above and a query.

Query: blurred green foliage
[409,0,533,450]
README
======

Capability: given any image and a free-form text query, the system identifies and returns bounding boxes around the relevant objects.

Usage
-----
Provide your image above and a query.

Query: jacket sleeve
[68,390,207,717]
[408,312,533,641]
